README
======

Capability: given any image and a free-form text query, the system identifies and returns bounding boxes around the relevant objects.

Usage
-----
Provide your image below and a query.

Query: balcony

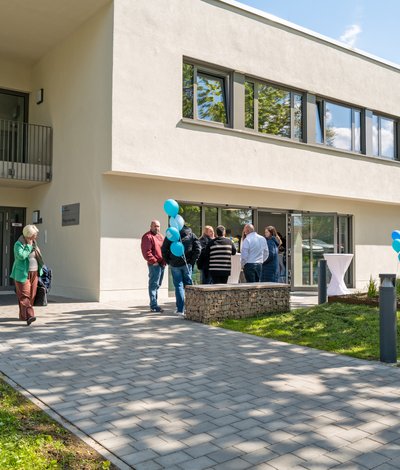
[0,119,52,184]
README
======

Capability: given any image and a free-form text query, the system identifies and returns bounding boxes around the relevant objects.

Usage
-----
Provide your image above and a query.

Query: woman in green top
[10,224,43,326]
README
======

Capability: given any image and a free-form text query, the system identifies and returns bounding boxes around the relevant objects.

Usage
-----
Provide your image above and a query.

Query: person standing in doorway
[261,226,281,282]
[240,224,269,282]
[141,220,166,312]
[205,225,236,284]
[162,225,201,316]
[197,225,214,284]
[10,224,43,326]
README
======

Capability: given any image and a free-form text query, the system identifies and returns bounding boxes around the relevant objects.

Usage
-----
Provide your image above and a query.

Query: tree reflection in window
[182,63,194,119]
[197,72,227,124]
[245,81,254,129]
[258,85,290,138]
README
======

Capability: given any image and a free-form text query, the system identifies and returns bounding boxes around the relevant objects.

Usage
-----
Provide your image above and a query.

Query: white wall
[110,0,400,205]
[24,4,114,300]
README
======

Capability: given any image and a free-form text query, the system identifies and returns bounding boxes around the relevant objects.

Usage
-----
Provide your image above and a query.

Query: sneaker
[150,307,164,313]
[176,311,185,317]
[27,317,36,326]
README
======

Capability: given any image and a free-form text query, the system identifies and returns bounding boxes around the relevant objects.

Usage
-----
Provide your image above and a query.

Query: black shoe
[150,307,164,313]
[27,317,36,326]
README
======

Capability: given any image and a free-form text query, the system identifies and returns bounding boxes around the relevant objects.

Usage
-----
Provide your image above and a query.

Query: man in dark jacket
[197,225,214,284]
[162,225,201,315]
[205,225,236,284]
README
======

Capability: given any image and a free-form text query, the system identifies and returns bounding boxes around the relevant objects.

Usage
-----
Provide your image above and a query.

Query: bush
[367,276,378,298]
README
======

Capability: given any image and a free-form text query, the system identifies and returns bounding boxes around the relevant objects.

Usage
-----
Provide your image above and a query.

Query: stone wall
[185,283,290,323]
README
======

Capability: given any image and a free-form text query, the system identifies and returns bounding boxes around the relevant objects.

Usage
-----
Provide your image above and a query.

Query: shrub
[367,276,378,298]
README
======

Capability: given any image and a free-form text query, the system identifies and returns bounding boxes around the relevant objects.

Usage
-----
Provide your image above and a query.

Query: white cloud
[340,24,362,47]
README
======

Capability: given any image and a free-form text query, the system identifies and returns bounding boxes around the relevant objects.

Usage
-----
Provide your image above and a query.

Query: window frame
[372,112,397,160]
[316,98,362,153]
[182,60,231,127]
[244,78,304,141]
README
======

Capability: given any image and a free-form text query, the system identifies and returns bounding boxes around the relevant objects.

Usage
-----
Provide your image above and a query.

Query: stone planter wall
[185,283,290,323]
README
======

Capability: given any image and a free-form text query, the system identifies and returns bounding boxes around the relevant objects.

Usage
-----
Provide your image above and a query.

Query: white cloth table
[324,253,353,296]
[228,253,241,283]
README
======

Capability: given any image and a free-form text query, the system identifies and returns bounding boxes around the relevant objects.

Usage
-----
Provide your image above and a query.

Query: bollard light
[379,273,397,364]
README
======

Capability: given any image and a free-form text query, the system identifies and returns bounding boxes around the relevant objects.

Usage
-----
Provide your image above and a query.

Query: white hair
[23,224,39,238]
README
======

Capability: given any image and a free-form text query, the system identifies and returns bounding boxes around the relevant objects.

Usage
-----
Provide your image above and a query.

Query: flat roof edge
[212,0,400,72]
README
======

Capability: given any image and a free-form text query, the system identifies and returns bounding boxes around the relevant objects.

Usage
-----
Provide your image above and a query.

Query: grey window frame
[372,112,398,160]
[183,60,232,127]
[244,78,304,141]
[316,99,362,153]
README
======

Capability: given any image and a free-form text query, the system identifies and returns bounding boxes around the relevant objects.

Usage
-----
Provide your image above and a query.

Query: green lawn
[0,378,115,470]
[212,302,400,361]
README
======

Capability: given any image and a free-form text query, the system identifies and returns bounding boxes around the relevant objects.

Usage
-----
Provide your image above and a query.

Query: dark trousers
[243,263,262,282]
[211,274,229,284]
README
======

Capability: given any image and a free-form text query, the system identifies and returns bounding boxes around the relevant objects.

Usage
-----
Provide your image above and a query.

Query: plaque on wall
[62,203,80,226]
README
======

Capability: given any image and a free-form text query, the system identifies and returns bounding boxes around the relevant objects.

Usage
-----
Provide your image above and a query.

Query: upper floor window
[182,62,229,125]
[316,100,361,152]
[372,114,396,160]
[245,80,303,140]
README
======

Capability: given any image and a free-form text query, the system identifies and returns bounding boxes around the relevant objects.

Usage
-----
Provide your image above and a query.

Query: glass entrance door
[292,213,335,287]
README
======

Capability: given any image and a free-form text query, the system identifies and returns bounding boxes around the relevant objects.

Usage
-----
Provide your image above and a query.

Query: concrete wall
[110,0,400,205]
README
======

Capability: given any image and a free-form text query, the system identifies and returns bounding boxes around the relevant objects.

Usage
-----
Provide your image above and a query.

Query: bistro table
[323,253,353,296]
[228,253,242,283]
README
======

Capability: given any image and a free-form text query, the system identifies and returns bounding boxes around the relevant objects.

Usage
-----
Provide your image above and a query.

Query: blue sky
[237,0,400,65]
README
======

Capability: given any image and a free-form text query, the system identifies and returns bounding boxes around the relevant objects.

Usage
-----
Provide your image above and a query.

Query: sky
[237,0,400,66]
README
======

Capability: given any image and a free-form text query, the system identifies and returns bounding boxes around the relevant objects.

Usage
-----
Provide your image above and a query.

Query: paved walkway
[1,294,400,470]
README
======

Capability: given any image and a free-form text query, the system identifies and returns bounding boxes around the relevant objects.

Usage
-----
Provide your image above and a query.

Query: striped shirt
[206,237,237,275]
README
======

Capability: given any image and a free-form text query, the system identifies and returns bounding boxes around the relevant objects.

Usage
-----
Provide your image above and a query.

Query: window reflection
[325,102,352,151]
[245,81,254,129]
[293,94,303,140]
[197,73,227,124]
[182,63,194,119]
[258,85,290,137]
[373,114,395,159]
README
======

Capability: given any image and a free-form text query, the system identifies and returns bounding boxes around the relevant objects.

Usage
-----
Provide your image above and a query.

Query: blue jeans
[201,269,213,284]
[243,263,262,282]
[148,263,165,309]
[170,264,193,312]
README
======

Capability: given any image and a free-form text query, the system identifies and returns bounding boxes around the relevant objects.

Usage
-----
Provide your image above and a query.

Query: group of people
[141,220,285,316]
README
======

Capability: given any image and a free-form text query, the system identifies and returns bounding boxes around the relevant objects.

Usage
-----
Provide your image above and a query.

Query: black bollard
[379,274,397,364]
[318,259,327,304]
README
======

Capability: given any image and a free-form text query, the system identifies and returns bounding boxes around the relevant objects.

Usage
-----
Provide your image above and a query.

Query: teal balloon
[392,230,400,240]
[392,239,400,252]
[163,199,179,217]
[171,241,184,257]
[398,253,400,262]
[166,227,180,242]
[170,215,184,231]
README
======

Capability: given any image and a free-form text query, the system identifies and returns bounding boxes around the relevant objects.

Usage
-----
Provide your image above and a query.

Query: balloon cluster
[392,231,400,260]
[164,199,185,257]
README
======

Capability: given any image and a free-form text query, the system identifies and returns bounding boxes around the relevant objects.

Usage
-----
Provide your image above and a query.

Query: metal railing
[0,119,52,182]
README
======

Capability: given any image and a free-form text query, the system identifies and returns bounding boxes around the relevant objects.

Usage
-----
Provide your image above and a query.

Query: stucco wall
[24,4,113,300]
[99,174,398,301]
[110,0,400,205]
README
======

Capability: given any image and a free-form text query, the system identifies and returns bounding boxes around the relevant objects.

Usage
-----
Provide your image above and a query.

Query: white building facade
[0,0,399,301]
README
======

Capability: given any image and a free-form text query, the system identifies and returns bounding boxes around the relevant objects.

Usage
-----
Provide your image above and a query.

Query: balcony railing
[0,119,52,182]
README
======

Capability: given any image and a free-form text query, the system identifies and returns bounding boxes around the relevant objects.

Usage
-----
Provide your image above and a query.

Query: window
[316,100,361,152]
[245,80,303,140]
[373,114,396,159]
[182,62,229,125]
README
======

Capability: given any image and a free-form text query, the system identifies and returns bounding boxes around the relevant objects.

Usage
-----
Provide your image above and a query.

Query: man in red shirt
[141,220,166,312]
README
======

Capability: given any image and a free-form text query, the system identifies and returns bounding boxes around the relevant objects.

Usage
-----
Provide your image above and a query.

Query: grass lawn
[212,302,400,361]
[0,377,117,470]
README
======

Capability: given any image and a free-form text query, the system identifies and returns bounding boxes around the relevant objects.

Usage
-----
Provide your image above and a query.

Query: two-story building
[1,0,399,301]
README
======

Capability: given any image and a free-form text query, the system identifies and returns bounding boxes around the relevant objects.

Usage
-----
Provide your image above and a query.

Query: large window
[245,80,303,140]
[316,100,361,152]
[182,62,229,125]
[372,114,396,159]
